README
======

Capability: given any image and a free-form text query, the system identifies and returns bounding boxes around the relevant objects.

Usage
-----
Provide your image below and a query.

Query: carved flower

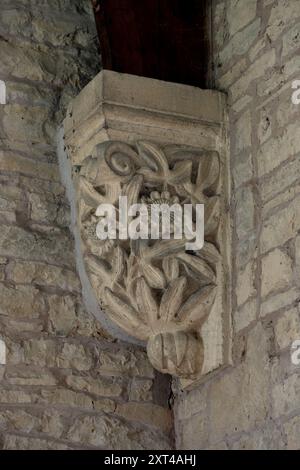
[82,215,116,255]
[139,190,181,237]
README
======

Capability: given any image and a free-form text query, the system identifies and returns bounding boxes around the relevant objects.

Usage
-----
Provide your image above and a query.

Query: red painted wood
[91,0,212,88]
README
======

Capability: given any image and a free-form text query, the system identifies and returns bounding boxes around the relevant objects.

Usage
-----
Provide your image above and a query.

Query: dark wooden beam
[92,0,212,89]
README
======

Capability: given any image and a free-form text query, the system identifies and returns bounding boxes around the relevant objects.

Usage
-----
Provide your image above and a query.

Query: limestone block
[129,378,153,402]
[260,287,299,317]
[65,374,123,398]
[231,425,285,450]
[234,110,252,154]
[266,0,300,42]
[47,295,77,336]
[236,260,256,306]
[97,348,154,379]
[219,19,261,66]
[56,343,93,371]
[227,0,257,36]
[236,186,255,239]
[234,298,257,332]
[8,260,80,292]
[283,415,300,449]
[230,50,276,101]
[261,195,300,253]
[0,225,75,267]
[261,249,293,298]
[257,123,300,176]
[233,152,253,188]
[67,414,171,450]
[275,307,300,350]
[3,435,70,450]
[272,373,300,418]
[115,402,172,433]
[210,323,271,441]
[0,283,45,320]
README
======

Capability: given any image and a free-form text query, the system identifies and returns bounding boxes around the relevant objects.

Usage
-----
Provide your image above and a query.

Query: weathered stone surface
[3,434,70,450]
[272,373,300,418]
[227,0,257,36]
[97,349,154,379]
[236,186,255,239]
[283,415,300,450]
[260,287,299,317]
[22,339,56,367]
[67,414,171,450]
[47,295,77,336]
[261,196,300,253]
[233,152,253,188]
[65,374,123,398]
[275,307,300,351]
[230,49,276,101]
[0,283,44,319]
[0,225,75,267]
[261,158,300,203]
[179,411,209,450]
[231,425,285,450]
[261,249,293,298]
[0,151,60,181]
[236,260,256,306]
[6,366,57,386]
[266,0,300,42]
[176,386,208,421]
[234,298,257,332]
[209,324,271,441]
[56,343,93,371]
[295,235,300,283]
[219,19,261,66]
[257,123,300,177]
[8,260,80,292]
[234,110,252,154]
[116,403,172,433]
[129,378,153,402]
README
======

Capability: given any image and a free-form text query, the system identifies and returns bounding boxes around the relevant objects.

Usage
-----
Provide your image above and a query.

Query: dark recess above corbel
[91,0,212,89]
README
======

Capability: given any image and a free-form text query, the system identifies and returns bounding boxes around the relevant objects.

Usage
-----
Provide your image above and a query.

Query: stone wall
[174,0,300,450]
[0,0,172,450]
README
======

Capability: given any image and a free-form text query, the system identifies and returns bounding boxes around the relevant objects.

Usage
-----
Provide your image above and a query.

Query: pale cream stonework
[63,70,231,383]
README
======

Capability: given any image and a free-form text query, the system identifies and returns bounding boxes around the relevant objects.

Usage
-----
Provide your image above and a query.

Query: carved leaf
[137,141,169,173]
[141,261,166,289]
[177,285,216,328]
[159,276,187,322]
[104,287,150,340]
[123,174,144,207]
[162,258,180,281]
[144,239,187,259]
[86,256,113,286]
[112,246,126,284]
[176,253,216,284]
[79,176,106,208]
[196,152,220,192]
[197,242,220,267]
[205,196,221,236]
[136,277,158,325]
[168,160,193,185]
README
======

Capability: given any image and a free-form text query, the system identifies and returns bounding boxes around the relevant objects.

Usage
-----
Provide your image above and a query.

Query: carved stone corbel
[62,71,231,383]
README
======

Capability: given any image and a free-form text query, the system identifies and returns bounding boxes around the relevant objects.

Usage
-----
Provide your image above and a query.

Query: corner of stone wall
[174,0,300,450]
[0,0,173,450]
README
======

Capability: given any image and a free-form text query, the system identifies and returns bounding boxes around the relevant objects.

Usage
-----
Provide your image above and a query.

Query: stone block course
[176,0,300,449]
[0,0,172,451]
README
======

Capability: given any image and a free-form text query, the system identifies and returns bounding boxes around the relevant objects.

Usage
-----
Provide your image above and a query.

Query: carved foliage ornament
[76,141,221,379]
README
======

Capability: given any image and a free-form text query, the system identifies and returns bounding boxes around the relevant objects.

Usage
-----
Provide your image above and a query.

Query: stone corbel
[62,70,231,384]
